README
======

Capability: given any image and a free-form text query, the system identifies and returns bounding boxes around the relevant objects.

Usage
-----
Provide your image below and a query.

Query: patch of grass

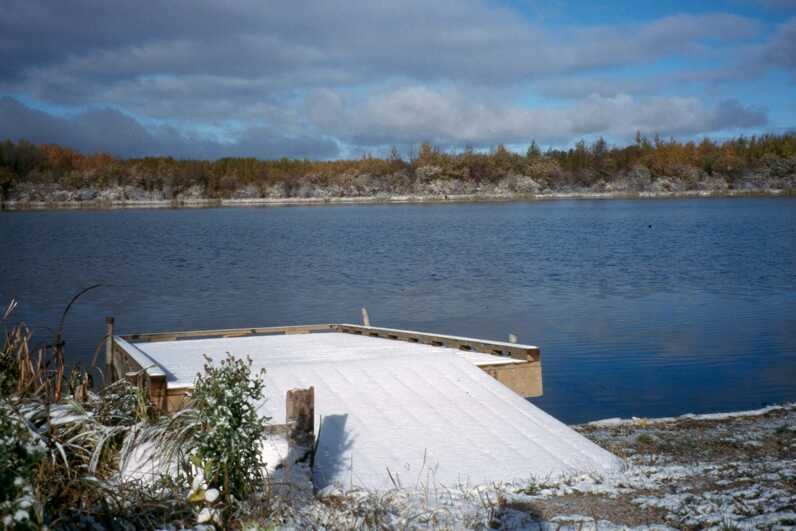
[515,481,540,496]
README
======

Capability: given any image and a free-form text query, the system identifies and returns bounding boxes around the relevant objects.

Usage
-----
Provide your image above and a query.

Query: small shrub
[191,354,270,501]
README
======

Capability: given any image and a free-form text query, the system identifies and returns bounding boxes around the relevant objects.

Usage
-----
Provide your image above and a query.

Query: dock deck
[110,322,622,489]
[110,323,543,411]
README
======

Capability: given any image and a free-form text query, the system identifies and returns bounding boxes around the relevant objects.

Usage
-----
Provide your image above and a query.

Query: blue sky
[0,0,794,159]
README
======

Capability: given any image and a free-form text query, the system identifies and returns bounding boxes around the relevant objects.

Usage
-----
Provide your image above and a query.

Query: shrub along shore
[1,133,794,210]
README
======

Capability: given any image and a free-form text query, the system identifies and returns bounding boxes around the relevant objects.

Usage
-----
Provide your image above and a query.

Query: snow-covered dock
[108,322,622,490]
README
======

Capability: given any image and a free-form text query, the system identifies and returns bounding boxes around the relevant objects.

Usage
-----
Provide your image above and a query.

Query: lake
[1,197,794,424]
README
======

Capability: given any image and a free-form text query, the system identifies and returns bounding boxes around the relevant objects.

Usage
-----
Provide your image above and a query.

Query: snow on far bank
[587,403,795,428]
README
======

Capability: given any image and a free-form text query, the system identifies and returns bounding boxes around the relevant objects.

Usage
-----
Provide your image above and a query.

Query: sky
[0,0,794,160]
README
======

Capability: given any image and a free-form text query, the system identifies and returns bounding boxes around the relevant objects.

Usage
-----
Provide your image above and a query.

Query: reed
[0,297,200,528]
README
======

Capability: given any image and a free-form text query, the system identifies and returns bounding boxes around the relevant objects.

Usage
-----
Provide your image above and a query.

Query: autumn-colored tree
[0,132,793,199]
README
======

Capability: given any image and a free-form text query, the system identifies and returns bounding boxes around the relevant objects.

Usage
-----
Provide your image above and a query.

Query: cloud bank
[0,1,791,157]
[0,98,338,159]
[309,87,767,147]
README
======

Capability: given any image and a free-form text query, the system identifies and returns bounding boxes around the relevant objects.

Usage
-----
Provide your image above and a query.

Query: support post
[105,316,115,378]
[285,386,315,481]
[286,386,315,449]
[148,374,168,414]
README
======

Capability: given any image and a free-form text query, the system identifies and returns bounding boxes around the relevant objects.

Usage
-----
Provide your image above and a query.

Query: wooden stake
[361,307,370,327]
[105,316,114,378]
[286,386,315,448]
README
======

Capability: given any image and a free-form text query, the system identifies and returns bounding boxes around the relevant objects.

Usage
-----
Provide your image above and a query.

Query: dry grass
[0,297,204,528]
[503,491,669,528]
[578,407,796,464]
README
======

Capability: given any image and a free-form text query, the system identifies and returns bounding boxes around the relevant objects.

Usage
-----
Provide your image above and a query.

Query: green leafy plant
[191,354,270,502]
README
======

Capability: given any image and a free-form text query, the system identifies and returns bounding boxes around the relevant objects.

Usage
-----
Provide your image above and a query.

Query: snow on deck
[131,332,523,387]
[132,333,622,490]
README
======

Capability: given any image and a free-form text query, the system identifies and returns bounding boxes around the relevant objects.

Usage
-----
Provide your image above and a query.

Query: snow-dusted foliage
[191,354,270,501]
[0,400,44,529]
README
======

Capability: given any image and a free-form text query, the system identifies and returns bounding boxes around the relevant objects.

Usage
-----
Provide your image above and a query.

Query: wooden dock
[108,319,627,490]
[107,320,542,412]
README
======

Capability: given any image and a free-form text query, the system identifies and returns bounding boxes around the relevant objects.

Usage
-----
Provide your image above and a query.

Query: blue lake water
[1,197,794,424]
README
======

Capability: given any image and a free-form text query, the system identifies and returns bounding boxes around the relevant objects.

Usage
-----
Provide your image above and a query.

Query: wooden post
[361,307,370,327]
[286,386,315,449]
[105,316,115,378]
[148,374,168,414]
[285,386,315,481]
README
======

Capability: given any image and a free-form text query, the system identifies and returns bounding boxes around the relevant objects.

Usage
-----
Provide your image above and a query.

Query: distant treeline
[1,133,795,202]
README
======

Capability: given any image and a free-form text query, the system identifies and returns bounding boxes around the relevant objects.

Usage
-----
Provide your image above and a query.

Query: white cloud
[0,97,339,159]
[0,2,766,115]
[0,1,783,155]
[310,86,767,146]
[762,17,796,72]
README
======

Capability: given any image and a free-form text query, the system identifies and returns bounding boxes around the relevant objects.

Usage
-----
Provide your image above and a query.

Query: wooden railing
[335,324,540,361]
[121,323,336,343]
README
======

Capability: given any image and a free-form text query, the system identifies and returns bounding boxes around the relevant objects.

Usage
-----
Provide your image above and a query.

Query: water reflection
[1,198,794,423]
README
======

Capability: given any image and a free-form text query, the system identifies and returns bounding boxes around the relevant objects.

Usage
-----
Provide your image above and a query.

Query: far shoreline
[1,188,792,211]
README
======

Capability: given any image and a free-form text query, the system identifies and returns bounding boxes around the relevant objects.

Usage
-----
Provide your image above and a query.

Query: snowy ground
[496,403,796,530]
[267,403,796,530]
